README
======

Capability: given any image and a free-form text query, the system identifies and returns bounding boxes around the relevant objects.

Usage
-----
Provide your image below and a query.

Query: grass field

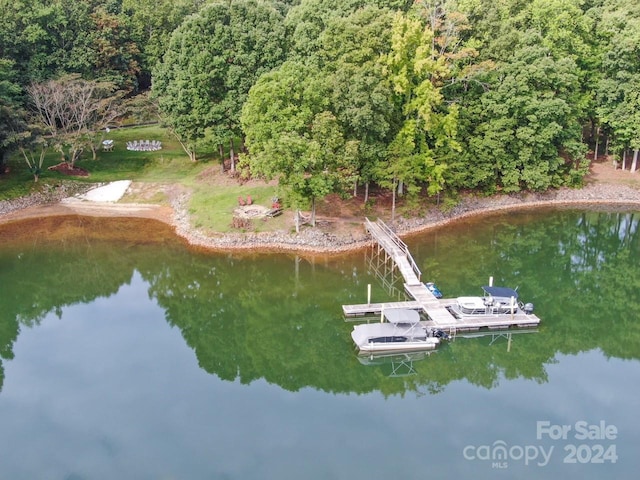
[0,125,284,233]
[1,125,195,193]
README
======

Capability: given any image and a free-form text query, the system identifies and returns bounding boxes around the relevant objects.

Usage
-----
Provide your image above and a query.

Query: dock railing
[365,218,422,283]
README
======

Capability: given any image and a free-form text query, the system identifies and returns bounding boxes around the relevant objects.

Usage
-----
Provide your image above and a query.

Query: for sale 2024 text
[537,420,618,465]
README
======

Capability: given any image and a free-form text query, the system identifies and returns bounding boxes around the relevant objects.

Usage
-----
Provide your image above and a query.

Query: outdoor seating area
[126,140,162,151]
[238,195,253,206]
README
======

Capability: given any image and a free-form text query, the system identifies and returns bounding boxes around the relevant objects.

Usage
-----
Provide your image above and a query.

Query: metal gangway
[364,218,422,286]
[355,218,464,325]
[351,218,542,332]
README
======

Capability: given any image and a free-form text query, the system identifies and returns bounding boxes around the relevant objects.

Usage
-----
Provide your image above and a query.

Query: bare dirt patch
[47,162,90,177]
[196,165,278,189]
[587,154,640,187]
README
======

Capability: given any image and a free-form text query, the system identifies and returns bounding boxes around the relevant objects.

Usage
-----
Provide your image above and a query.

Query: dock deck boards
[343,219,541,332]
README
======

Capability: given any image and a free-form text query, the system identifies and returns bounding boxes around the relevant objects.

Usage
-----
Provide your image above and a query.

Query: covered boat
[447,285,534,318]
[351,309,440,354]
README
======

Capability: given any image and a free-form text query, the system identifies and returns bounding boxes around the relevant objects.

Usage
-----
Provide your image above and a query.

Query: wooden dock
[342,300,422,319]
[364,218,422,286]
[342,219,541,333]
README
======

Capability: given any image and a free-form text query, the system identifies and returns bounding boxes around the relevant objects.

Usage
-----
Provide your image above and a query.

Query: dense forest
[1,0,639,206]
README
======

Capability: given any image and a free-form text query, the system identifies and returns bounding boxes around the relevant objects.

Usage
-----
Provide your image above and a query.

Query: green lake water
[0,208,638,479]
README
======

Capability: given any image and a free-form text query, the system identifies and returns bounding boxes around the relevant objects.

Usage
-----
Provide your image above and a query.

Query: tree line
[1,0,639,215]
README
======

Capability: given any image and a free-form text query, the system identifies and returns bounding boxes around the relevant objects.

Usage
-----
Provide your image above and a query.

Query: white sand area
[63,180,132,203]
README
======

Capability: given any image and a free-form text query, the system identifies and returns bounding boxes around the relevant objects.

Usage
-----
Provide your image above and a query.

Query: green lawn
[1,125,200,197]
[189,182,283,233]
[1,124,218,191]
[76,125,206,182]
[1,125,287,233]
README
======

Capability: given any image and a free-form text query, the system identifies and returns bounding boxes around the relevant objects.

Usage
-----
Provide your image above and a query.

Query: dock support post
[367,284,371,305]
[511,296,515,320]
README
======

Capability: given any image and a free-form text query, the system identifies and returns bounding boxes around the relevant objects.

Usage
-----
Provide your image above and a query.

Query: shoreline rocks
[0,182,94,216]
[3,181,640,254]
[168,182,640,253]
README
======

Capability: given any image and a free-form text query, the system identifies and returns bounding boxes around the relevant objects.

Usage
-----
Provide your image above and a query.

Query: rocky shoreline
[0,181,94,217]
[3,181,640,254]
[168,182,640,253]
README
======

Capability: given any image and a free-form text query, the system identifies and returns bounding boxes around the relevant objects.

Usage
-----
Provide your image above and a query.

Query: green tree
[153,0,287,164]
[0,0,140,90]
[284,0,413,62]
[240,61,358,226]
[318,6,398,202]
[27,75,123,166]
[120,0,207,89]
[85,6,141,92]
[450,0,595,192]
[378,8,464,218]
[596,2,640,171]
[455,41,587,192]
[0,59,25,172]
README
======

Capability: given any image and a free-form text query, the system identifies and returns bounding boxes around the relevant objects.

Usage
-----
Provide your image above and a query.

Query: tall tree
[455,41,587,192]
[596,2,640,171]
[0,59,25,172]
[240,61,358,225]
[284,0,413,63]
[378,7,464,218]
[120,0,207,89]
[317,5,398,202]
[153,0,287,164]
[0,0,140,90]
[86,6,141,92]
[450,0,594,192]
[27,75,123,166]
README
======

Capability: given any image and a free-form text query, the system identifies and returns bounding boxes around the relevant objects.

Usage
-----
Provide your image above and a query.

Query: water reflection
[1,209,640,397]
[1,210,640,479]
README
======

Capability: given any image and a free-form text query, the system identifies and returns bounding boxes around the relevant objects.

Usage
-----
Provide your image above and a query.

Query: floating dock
[342,219,541,334]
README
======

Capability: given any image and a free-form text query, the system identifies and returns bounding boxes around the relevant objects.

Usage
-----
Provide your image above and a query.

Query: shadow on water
[1,208,640,396]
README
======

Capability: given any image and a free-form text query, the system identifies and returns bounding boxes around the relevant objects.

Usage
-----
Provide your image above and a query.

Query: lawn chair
[266,207,282,217]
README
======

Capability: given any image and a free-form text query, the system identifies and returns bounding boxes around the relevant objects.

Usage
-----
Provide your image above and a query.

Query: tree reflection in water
[1,209,640,395]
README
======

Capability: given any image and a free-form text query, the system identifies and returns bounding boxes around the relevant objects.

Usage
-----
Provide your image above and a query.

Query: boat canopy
[383,308,421,324]
[482,286,518,299]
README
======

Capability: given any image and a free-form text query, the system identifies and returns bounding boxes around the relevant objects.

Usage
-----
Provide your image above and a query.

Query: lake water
[0,209,638,479]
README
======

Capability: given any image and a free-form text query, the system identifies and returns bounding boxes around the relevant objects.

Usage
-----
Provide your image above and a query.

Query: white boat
[350,309,440,354]
[446,285,535,318]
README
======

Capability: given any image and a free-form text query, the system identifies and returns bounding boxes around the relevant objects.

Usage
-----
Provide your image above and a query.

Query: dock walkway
[343,219,541,333]
[364,218,422,286]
